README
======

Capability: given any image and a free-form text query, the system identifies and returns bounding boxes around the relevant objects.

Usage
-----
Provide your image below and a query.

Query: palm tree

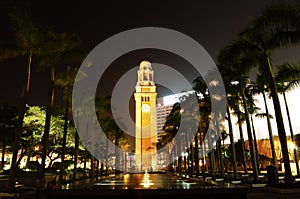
[276,63,300,176]
[237,2,300,184]
[55,66,85,184]
[73,129,80,181]
[247,99,261,174]
[38,30,81,186]
[218,47,259,181]
[251,74,278,170]
[193,76,213,175]
[215,120,225,177]
[239,78,259,182]
[95,95,130,173]
[226,86,248,175]
[220,128,229,173]
[162,103,182,171]
[225,102,238,179]
[218,66,239,179]
[0,8,45,190]
[182,94,202,174]
[235,99,248,174]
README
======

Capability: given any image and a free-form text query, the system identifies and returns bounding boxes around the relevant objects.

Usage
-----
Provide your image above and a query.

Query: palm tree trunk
[96,159,100,180]
[223,138,228,173]
[83,150,87,177]
[262,90,278,168]
[266,54,293,185]
[105,136,109,174]
[115,129,119,174]
[176,131,181,172]
[237,104,248,174]
[186,129,192,173]
[73,130,79,181]
[203,136,208,172]
[7,51,32,190]
[201,135,206,173]
[41,65,55,187]
[283,91,299,176]
[194,132,199,175]
[240,85,258,182]
[216,139,223,176]
[1,134,5,170]
[90,156,95,178]
[250,114,261,174]
[199,132,204,174]
[207,129,214,176]
[100,161,104,176]
[59,84,70,184]
[226,104,238,179]
[216,118,224,177]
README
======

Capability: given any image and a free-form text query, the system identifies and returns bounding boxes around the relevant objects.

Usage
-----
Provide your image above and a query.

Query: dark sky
[0,0,299,106]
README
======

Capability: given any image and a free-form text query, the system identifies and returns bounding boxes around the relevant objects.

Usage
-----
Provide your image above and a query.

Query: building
[134,60,158,171]
[156,98,173,143]
[156,91,195,142]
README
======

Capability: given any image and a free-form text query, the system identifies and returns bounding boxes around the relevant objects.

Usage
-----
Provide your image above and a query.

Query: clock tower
[134,60,157,171]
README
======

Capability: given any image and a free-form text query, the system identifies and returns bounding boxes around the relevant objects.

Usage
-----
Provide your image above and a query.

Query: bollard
[266,164,279,186]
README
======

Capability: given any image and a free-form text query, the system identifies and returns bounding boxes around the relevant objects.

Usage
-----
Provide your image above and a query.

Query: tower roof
[139,60,152,70]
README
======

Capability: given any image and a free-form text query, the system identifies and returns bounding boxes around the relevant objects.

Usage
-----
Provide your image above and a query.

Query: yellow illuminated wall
[134,60,157,171]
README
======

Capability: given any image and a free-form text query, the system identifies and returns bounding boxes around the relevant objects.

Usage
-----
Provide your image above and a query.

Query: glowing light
[163,95,179,105]
[288,141,297,150]
[162,91,195,105]
[140,170,154,188]
[209,80,219,86]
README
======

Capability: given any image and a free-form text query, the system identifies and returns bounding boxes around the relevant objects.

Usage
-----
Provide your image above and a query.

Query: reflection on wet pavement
[93,172,216,189]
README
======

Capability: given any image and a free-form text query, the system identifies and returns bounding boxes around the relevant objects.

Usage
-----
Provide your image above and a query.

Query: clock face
[142,104,150,112]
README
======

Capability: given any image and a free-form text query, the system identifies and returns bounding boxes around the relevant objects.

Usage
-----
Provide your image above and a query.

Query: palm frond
[0,41,24,60]
[276,62,300,85]
[239,1,300,51]
[255,112,274,119]
[8,7,44,52]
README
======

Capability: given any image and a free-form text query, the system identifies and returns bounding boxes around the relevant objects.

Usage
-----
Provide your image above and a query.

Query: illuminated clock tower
[134,60,157,171]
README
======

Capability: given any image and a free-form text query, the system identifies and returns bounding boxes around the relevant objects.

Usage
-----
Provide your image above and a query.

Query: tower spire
[137,60,154,86]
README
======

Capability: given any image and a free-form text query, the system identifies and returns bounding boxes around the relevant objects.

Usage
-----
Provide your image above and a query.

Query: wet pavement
[42,172,300,199]
[92,172,217,189]
[43,172,250,199]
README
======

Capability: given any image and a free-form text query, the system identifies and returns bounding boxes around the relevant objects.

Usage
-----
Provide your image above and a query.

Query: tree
[225,102,238,179]
[220,128,229,173]
[0,104,18,170]
[162,102,182,171]
[251,74,278,169]
[38,29,81,186]
[276,63,300,176]
[218,66,240,179]
[218,46,259,181]
[95,95,130,173]
[243,84,268,173]
[193,76,213,175]
[237,2,300,184]
[0,8,45,190]
[22,106,77,167]
[55,66,85,184]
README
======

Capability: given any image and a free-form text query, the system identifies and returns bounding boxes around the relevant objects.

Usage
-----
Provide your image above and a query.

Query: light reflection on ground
[93,172,215,189]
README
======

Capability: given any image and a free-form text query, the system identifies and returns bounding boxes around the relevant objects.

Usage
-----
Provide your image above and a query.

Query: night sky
[0,0,299,106]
